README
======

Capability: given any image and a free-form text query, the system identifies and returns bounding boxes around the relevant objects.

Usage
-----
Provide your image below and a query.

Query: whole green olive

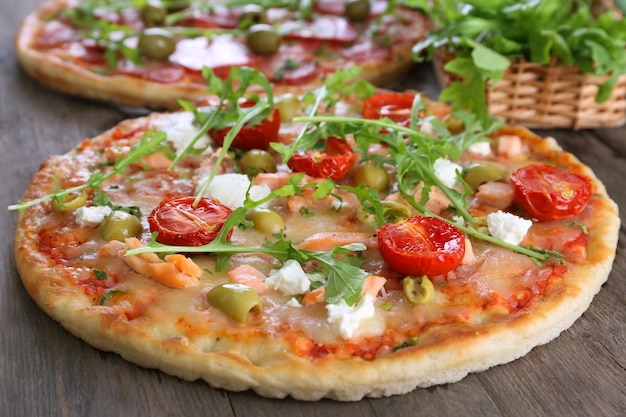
[444,115,466,134]
[238,4,267,29]
[246,208,285,235]
[402,275,434,304]
[141,0,167,27]
[463,163,507,190]
[345,0,371,22]
[239,149,277,175]
[246,24,281,56]
[98,210,143,242]
[352,161,389,191]
[51,190,88,213]
[274,93,301,122]
[138,28,176,60]
[207,283,263,323]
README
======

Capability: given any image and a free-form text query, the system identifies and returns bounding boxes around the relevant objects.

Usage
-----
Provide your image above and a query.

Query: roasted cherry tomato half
[148,196,233,246]
[287,136,356,180]
[510,164,592,222]
[362,92,418,127]
[209,101,281,150]
[377,216,465,277]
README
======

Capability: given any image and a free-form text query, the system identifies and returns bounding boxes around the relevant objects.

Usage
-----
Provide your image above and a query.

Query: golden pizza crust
[13,108,620,401]
[15,0,427,110]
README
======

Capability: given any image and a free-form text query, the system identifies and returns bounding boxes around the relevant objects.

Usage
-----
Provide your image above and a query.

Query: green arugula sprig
[289,96,553,263]
[412,0,626,121]
[8,129,168,211]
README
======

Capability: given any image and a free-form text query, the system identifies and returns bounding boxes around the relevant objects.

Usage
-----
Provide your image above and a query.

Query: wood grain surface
[1,1,624,416]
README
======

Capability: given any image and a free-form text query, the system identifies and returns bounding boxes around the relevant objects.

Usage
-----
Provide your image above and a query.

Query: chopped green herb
[94,270,108,280]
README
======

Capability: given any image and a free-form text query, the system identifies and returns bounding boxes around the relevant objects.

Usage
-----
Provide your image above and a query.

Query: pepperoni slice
[114,61,186,84]
[182,6,241,29]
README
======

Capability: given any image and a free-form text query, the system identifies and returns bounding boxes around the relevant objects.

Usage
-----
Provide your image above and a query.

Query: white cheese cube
[74,206,112,227]
[487,210,533,245]
[163,119,211,155]
[326,295,376,339]
[265,259,311,296]
[202,173,271,210]
[468,141,492,156]
[433,158,462,188]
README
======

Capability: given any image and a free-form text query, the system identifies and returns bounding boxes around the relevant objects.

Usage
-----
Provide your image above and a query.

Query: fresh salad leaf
[414,0,626,117]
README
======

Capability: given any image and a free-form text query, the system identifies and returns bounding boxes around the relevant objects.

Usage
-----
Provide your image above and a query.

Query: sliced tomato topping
[362,92,418,127]
[510,164,592,221]
[287,136,356,180]
[377,216,465,277]
[209,101,281,150]
[148,196,233,246]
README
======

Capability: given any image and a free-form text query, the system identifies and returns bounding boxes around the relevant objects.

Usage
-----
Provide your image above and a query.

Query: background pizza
[15,0,427,109]
[2,1,625,416]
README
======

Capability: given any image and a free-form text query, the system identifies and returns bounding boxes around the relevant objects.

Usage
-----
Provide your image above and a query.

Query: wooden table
[1,2,624,416]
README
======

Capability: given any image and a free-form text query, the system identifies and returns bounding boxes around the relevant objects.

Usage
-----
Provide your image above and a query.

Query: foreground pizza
[12,74,619,401]
[15,0,426,109]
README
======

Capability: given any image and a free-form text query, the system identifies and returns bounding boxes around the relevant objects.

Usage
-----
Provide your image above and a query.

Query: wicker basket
[432,0,626,130]
[434,53,626,130]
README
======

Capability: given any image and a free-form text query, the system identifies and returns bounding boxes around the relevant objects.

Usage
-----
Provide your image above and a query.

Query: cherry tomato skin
[510,164,592,221]
[287,136,356,180]
[362,92,417,126]
[377,216,466,277]
[209,103,281,151]
[148,196,233,246]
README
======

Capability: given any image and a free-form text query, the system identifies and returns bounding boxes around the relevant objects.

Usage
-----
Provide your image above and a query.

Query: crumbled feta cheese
[433,158,462,188]
[326,295,376,339]
[487,210,533,245]
[202,173,271,210]
[163,119,211,155]
[74,206,112,227]
[468,141,492,156]
[451,215,466,227]
[286,298,302,308]
[419,120,435,136]
[265,259,311,296]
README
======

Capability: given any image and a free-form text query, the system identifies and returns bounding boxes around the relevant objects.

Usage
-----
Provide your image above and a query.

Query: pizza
[14,0,427,109]
[11,69,620,401]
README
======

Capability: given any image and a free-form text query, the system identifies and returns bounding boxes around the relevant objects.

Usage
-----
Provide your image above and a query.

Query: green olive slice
[141,0,167,27]
[246,208,285,235]
[246,24,281,56]
[239,149,277,175]
[352,160,389,191]
[381,200,412,223]
[403,275,434,304]
[463,163,507,190]
[207,283,263,323]
[345,0,371,22]
[51,190,88,212]
[98,211,143,242]
[274,93,301,122]
[138,28,176,61]
[238,4,267,29]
